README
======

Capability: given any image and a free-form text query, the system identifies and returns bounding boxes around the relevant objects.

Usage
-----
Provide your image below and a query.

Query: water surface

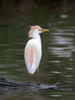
[0,2,75,100]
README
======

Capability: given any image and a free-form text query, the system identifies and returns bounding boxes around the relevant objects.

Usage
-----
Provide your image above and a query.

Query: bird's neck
[29,29,41,41]
[34,34,41,41]
[30,34,41,47]
[35,33,41,40]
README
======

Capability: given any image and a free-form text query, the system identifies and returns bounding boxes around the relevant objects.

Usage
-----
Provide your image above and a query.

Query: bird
[24,25,49,82]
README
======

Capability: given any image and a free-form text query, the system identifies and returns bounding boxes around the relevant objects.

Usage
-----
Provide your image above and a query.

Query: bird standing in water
[24,25,49,82]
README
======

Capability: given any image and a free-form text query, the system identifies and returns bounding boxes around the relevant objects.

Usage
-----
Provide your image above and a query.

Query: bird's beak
[40,29,49,32]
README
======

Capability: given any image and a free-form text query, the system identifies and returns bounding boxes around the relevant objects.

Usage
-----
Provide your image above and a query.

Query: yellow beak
[40,29,49,32]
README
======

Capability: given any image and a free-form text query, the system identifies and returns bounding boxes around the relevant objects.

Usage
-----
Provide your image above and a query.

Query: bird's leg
[37,68,40,84]
[28,73,31,83]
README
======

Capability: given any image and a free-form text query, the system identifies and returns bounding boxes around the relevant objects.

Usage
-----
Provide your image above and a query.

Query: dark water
[0,2,75,100]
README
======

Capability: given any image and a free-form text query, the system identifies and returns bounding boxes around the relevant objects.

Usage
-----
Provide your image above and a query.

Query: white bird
[24,25,49,82]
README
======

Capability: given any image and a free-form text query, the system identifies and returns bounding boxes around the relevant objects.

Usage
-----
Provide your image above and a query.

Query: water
[0,2,75,100]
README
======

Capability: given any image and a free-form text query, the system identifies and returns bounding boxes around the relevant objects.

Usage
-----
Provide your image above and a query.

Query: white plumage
[25,39,41,74]
[24,25,49,75]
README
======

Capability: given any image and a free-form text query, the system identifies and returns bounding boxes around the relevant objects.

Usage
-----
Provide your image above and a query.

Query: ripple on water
[0,64,18,68]
[49,47,72,58]
[50,71,61,74]
[49,94,63,97]
[60,14,68,19]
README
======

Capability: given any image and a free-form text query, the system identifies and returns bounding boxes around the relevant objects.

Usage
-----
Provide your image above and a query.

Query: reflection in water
[60,14,68,19]
[49,28,74,58]
[0,90,44,100]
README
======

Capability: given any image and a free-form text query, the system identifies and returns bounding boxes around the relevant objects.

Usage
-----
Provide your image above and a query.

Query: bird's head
[28,25,49,38]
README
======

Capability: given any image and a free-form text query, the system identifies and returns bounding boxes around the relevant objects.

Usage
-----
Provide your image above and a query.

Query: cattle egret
[24,25,49,82]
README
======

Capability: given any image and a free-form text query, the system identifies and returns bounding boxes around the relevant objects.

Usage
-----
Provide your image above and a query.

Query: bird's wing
[24,40,41,74]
